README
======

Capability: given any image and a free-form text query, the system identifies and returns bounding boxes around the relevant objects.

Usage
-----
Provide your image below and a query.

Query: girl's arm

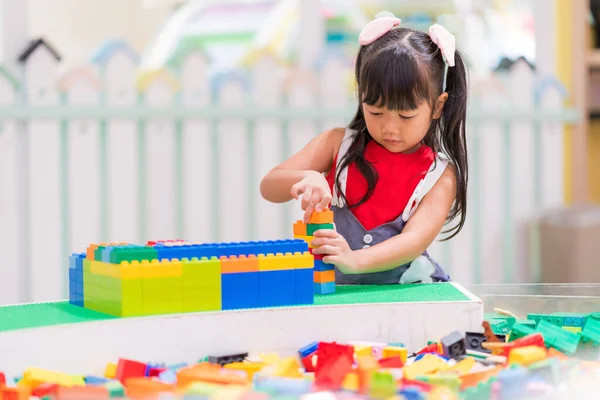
[260,128,344,203]
[352,166,458,273]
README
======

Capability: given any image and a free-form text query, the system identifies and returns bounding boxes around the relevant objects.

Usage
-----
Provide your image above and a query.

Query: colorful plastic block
[306,223,334,236]
[314,282,335,295]
[308,208,334,224]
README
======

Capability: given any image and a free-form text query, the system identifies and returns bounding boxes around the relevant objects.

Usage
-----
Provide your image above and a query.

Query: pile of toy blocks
[293,208,336,294]
[68,239,314,318]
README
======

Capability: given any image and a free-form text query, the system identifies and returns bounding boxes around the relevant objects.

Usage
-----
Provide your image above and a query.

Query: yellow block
[382,346,407,364]
[508,345,547,366]
[291,251,314,269]
[342,371,359,391]
[118,261,143,279]
[355,345,373,358]
[223,362,264,381]
[293,235,315,248]
[258,253,303,271]
[104,363,117,379]
[90,260,108,276]
[273,357,303,378]
[22,367,76,387]
[446,356,476,376]
[403,354,449,380]
[141,259,182,278]
[562,326,582,334]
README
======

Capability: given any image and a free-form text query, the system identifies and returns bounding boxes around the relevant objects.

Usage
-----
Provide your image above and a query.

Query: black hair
[335,26,468,239]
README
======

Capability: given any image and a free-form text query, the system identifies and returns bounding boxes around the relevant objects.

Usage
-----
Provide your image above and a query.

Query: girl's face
[362,93,448,153]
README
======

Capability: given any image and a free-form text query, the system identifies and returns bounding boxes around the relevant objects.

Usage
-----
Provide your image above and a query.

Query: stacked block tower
[68,239,315,317]
[293,208,336,294]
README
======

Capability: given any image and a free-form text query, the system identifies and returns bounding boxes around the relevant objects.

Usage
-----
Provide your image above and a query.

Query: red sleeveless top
[326,140,435,231]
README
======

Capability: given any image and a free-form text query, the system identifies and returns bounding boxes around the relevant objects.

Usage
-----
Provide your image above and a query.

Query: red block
[503,333,545,356]
[379,356,404,368]
[315,342,354,377]
[0,371,5,385]
[314,352,353,391]
[116,358,147,383]
[308,248,324,261]
[301,353,317,373]
[148,367,167,377]
[32,383,58,397]
[416,343,440,355]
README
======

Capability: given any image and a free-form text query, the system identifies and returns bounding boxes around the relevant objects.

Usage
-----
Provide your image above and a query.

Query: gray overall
[330,128,450,285]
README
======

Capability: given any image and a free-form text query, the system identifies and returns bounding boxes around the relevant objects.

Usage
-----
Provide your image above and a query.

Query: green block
[110,246,158,264]
[143,277,181,291]
[536,320,581,354]
[105,381,125,398]
[94,246,106,261]
[528,313,564,327]
[306,223,334,236]
[83,259,91,271]
[182,257,221,285]
[508,323,537,342]
[368,371,396,399]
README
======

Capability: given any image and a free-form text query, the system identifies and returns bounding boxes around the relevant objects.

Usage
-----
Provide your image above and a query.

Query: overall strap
[402,153,449,222]
[331,128,356,208]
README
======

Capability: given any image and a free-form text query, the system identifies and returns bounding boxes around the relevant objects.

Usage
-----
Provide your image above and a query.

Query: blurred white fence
[0,39,579,304]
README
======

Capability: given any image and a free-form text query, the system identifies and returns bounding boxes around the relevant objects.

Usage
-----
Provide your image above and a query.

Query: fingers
[315,192,332,212]
[301,187,314,210]
[313,229,338,238]
[290,182,305,199]
[310,235,339,247]
[322,255,337,264]
[311,244,340,255]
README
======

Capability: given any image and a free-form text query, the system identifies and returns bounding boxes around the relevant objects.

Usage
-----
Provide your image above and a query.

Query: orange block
[294,220,307,236]
[177,364,248,387]
[221,255,259,274]
[0,386,31,400]
[314,270,335,283]
[124,377,175,398]
[86,244,99,260]
[309,208,334,224]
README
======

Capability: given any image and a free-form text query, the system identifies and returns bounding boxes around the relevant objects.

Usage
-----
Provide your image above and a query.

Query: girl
[260,16,468,285]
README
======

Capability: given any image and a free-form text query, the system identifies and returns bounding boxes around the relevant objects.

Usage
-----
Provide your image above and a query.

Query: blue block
[222,272,260,310]
[76,253,85,270]
[84,376,110,385]
[295,268,314,305]
[69,253,78,269]
[298,341,318,359]
[102,247,114,263]
[314,260,334,271]
[314,282,335,295]
[158,369,177,384]
[259,270,296,307]
[153,239,309,262]
[398,387,425,400]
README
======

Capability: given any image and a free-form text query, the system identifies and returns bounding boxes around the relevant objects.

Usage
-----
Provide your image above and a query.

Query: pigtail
[438,50,469,239]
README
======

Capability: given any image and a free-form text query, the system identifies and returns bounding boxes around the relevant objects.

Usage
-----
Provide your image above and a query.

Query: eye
[368,111,382,116]
[399,114,417,120]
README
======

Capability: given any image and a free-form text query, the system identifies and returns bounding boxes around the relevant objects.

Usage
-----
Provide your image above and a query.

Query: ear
[433,92,448,119]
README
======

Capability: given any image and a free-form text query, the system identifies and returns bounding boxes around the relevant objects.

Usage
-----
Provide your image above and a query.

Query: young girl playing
[260,15,468,285]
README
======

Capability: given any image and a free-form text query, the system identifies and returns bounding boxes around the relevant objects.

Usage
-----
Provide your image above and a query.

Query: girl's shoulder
[327,127,346,157]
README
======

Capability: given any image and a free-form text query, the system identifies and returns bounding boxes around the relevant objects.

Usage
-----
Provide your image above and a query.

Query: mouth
[383,138,402,145]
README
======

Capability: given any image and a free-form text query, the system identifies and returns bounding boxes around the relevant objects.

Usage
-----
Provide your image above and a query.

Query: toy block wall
[69,239,314,318]
[293,208,336,294]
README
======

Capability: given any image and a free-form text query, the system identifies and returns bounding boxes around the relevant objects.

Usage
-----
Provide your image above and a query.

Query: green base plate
[0,283,471,332]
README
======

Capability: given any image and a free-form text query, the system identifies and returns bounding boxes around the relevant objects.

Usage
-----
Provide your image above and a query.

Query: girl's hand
[311,229,360,274]
[290,171,332,223]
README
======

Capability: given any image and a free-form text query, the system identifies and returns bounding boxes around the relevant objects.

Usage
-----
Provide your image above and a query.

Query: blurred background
[0,0,597,305]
